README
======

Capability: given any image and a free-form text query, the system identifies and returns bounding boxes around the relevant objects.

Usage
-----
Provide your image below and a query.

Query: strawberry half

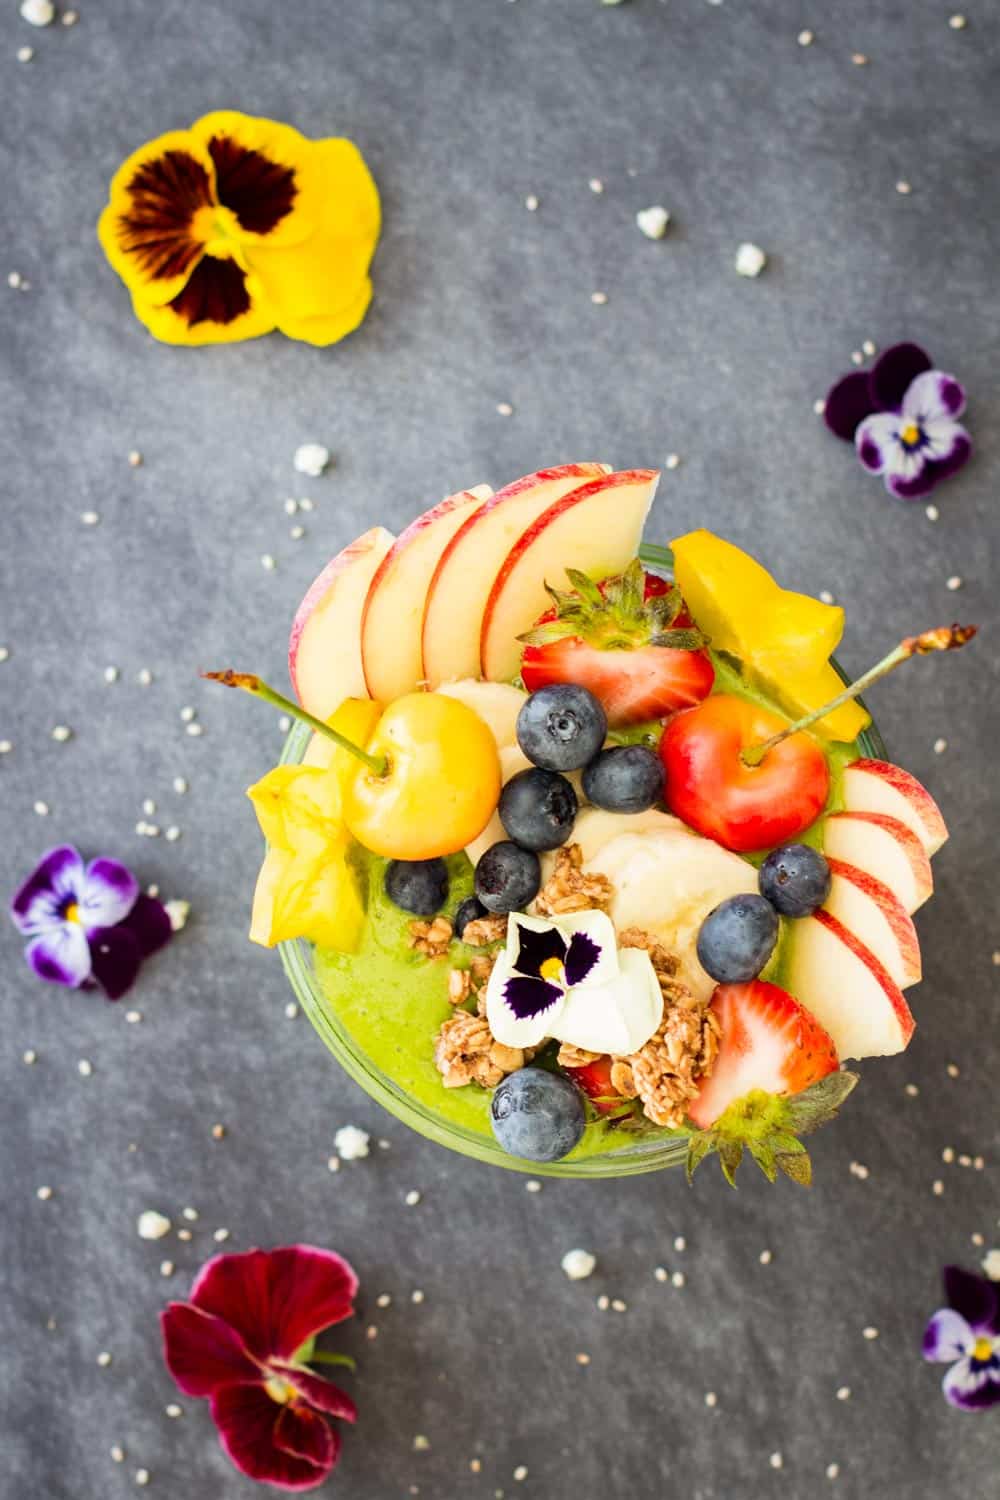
[687,980,839,1130]
[519,563,714,726]
[564,1054,623,1115]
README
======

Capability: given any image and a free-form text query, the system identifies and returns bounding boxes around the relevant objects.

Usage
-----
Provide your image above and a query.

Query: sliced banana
[437,679,527,751]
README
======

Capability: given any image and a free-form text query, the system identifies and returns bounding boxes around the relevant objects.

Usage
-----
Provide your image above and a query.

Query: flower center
[263,1375,296,1405]
[972,1336,994,1363]
[64,902,81,924]
[192,202,244,257]
[539,956,565,984]
[899,421,922,449]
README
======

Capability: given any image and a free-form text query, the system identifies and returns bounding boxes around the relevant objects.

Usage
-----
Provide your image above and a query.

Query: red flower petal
[190,1246,358,1362]
[273,1363,358,1422]
[274,1404,339,1470]
[161,1302,261,1396]
[210,1385,333,1491]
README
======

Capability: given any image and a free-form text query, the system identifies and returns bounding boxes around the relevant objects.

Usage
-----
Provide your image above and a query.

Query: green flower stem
[202,670,388,776]
[309,1351,357,1371]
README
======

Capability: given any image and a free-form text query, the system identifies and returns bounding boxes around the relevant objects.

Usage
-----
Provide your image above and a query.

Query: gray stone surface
[2,1,998,1497]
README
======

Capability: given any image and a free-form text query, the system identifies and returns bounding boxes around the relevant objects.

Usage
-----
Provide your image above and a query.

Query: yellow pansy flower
[97,111,380,347]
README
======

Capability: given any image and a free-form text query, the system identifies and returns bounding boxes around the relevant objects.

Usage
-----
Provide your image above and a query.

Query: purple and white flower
[485,910,663,1055]
[10,844,172,1000]
[923,1265,1000,1412]
[825,342,971,500]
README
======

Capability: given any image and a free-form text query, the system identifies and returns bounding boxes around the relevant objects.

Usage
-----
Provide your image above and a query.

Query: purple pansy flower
[825,342,971,500]
[502,919,603,1021]
[10,844,172,1000]
[923,1266,1000,1411]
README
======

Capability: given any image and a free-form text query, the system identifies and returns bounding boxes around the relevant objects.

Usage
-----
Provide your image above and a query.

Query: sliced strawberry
[687,980,839,1130]
[519,562,714,727]
[564,1054,623,1115]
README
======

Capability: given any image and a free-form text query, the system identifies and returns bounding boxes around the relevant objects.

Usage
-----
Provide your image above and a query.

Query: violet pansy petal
[942,1356,1000,1412]
[161,1302,262,1396]
[88,924,143,1001]
[503,974,564,1021]
[191,1246,359,1365]
[924,430,972,487]
[923,1308,972,1363]
[273,1405,338,1473]
[272,1364,357,1422]
[119,892,173,958]
[885,464,938,501]
[902,369,966,424]
[79,857,138,932]
[944,1266,1000,1333]
[563,930,602,986]
[210,1384,331,1491]
[11,845,85,934]
[824,371,877,441]
[869,342,932,411]
[511,921,567,980]
[25,925,92,988]
[855,413,900,473]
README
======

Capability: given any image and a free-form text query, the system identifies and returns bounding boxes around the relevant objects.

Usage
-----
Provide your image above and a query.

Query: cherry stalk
[202,670,388,776]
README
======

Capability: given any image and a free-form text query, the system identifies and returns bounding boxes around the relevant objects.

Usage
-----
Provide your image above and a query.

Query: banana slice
[438,680,527,751]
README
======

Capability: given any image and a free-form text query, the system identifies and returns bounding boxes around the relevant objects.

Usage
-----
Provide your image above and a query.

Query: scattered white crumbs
[142,798,156,816]
[327,1156,340,1172]
[925,503,940,521]
[896,180,912,195]
[654,1266,668,1283]
[735,242,767,278]
[111,1445,125,1463]
[20,0,55,26]
[819,590,835,605]
[949,14,967,29]
[513,1466,528,1482]
[411,1289,425,1304]
[797,29,814,46]
[376,1293,392,1308]
[365,1324,378,1340]
[182,1206,198,1222]
[278,715,291,732]
[17,44,34,61]
[298,497,315,512]
[405,1190,422,1207]
[934,738,948,755]
[974,1157,985,1171]
[826,1463,840,1481]
[836,1385,851,1401]
[588,178,604,194]
[7,274,23,289]
[942,1146,957,1163]
[849,1161,870,1180]
[283,497,299,515]
[591,291,608,305]
[946,575,963,591]
[671,1271,686,1288]
[165,1404,182,1419]
[611,1298,627,1313]
[334,1125,370,1160]
[636,205,670,240]
[905,1083,919,1097]
[813,398,826,415]
[177,1228,192,1242]
[971,1232,985,1247]
[0,741,12,755]
[705,1391,718,1407]
[852,51,869,65]
[134,1469,150,1487]
[51,724,72,742]
[284,1001,298,1019]
[932,1180,944,1196]
[958,1154,972,1167]
[135,821,160,838]
[293,444,330,478]
[186,721,204,737]
[77,1058,93,1077]
[496,402,514,416]
[97,1350,112,1366]
[862,1325,879,1340]
[165,899,190,931]
[159,1260,175,1277]
[982,1249,1000,1280]
[23,1049,37,1064]
[562,1249,597,1281]
[576,1351,591,1365]
[850,351,864,366]
[947,1062,960,1078]
[525,1180,542,1193]
[261,554,276,572]
[596,1294,610,1311]
[179,706,196,724]
[137,668,153,686]
[172,776,188,794]
[665,453,681,470]
[413,1435,431,1452]
[290,525,305,540]
[673,1235,687,1252]
[213,1228,230,1243]
[0,646,8,662]
[37,1185,53,1200]
[104,666,120,683]
[211,1122,226,1139]
[137,1210,172,1240]
[525,194,539,212]
[33,801,50,817]
[759,1249,773,1265]
[165,826,181,843]
[128,449,143,467]
[769,1453,784,1471]
[81,511,100,526]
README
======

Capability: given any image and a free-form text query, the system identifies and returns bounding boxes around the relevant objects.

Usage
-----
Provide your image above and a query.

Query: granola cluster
[407,915,453,959]
[435,1008,526,1090]
[533,844,614,917]
[615,974,721,1127]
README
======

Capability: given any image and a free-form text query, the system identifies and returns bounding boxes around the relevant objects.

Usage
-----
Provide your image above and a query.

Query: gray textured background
[2,2,998,1497]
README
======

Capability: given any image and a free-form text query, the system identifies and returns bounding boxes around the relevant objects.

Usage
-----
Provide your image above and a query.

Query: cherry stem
[740,623,977,768]
[202,670,388,776]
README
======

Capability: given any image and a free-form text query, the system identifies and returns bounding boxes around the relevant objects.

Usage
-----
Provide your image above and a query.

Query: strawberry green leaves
[519,559,707,655]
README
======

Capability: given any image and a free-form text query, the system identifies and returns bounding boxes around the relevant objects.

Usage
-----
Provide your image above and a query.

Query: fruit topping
[670,528,869,741]
[696,894,779,984]
[480,469,659,683]
[436,679,528,751]
[562,1053,622,1116]
[475,841,542,914]
[660,694,830,853]
[581,744,665,814]
[453,895,488,940]
[519,561,713,726]
[490,1066,587,1162]
[687,979,840,1130]
[384,857,449,916]
[842,758,948,855]
[498,767,578,852]
[784,908,916,1060]
[516,683,607,772]
[759,843,831,917]
[823,811,932,914]
[822,858,921,989]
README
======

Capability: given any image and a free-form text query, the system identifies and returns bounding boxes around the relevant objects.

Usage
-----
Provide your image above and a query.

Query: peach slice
[360,487,492,701]
[420,463,609,687]
[823,811,933,914]
[842,759,948,857]
[784,908,915,1060]
[479,469,659,683]
[824,858,922,989]
[289,525,395,721]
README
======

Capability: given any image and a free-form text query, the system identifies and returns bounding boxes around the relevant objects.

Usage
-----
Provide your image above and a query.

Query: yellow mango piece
[671,529,869,741]
[302,697,383,778]
[247,764,345,854]
[250,840,364,953]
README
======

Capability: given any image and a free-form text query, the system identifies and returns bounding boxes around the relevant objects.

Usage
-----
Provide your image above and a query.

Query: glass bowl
[278,549,887,1177]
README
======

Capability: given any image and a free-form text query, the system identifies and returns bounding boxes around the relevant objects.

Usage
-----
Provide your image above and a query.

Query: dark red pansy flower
[162,1246,359,1491]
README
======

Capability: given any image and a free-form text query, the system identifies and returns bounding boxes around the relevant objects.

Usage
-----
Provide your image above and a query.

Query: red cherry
[659,694,830,853]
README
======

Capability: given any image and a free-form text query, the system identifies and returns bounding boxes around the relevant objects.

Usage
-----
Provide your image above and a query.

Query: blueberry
[759,844,832,917]
[490,1066,586,1162]
[516,684,608,772]
[696,894,779,983]
[474,841,541,914]
[582,745,665,814]
[499,767,578,852]
[384,858,448,916]
[454,895,487,939]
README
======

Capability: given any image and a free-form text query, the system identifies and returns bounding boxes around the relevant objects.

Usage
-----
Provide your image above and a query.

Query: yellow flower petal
[130,254,277,345]
[273,276,374,349]
[188,111,320,248]
[98,129,217,306]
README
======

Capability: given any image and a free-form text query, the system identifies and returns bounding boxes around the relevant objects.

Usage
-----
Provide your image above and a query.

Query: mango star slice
[247,764,346,855]
[670,530,870,741]
[251,841,364,953]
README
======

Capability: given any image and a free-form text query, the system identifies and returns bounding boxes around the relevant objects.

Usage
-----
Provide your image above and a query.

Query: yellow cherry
[302,697,383,777]
[344,692,501,860]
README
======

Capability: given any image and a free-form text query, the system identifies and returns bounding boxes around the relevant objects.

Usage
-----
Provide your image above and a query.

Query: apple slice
[784,908,915,1060]
[289,526,395,721]
[823,811,933,914]
[360,487,492,701]
[824,858,922,989]
[480,469,660,683]
[421,463,610,687]
[842,759,948,857]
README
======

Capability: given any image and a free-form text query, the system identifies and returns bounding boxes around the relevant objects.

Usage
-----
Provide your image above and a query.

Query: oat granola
[459,913,508,947]
[533,843,614,917]
[434,1008,526,1090]
[407,915,453,958]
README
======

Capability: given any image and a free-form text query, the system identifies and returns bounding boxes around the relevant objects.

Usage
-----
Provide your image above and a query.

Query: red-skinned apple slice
[421,464,609,687]
[480,469,659,683]
[824,857,922,989]
[842,759,948,857]
[289,526,395,720]
[360,486,491,701]
[784,908,915,1060]
[823,811,933,914]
